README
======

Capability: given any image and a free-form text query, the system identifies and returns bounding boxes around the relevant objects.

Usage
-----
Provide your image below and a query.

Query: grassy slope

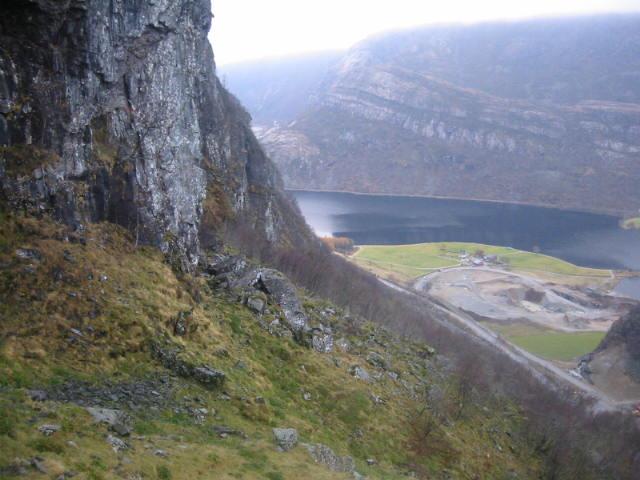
[0,213,542,479]
[352,242,611,284]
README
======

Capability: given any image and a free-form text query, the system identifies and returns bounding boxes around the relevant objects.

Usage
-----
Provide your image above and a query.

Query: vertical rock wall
[0,0,312,265]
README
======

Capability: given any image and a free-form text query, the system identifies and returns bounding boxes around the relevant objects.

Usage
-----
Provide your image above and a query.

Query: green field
[487,322,606,361]
[351,242,611,283]
[506,331,605,361]
[621,217,640,230]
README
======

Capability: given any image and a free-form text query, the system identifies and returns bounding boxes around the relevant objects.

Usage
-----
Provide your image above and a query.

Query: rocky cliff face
[229,15,640,215]
[0,0,312,267]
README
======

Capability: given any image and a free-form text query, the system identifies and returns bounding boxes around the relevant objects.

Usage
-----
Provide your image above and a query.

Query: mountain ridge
[226,14,640,215]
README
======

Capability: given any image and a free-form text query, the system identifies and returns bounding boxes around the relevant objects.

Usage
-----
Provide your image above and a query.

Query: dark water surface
[292,191,640,298]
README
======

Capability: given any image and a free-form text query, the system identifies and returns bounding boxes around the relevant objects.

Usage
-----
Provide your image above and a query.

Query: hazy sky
[210,0,640,65]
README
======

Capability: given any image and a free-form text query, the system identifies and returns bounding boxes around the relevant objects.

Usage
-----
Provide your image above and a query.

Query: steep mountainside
[0,0,313,268]
[228,15,640,215]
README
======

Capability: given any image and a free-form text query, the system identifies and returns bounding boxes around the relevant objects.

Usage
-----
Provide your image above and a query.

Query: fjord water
[292,191,640,297]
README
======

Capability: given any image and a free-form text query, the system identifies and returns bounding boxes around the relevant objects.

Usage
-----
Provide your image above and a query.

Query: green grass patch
[156,465,172,480]
[352,242,610,282]
[500,328,605,361]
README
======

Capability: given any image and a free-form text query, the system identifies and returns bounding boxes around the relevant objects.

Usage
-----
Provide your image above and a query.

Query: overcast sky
[210,0,640,65]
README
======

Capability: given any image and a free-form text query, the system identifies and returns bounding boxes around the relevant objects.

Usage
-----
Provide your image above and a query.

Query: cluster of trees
[319,236,355,254]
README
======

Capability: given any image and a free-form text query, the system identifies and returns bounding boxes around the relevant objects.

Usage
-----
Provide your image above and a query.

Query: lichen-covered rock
[192,366,226,389]
[86,407,132,436]
[350,365,371,382]
[303,443,357,474]
[0,0,313,270]
[252,269,309,334]
[106,434,128,452]
[312,331,334,353]
[246,294,266,314]
[272,428,298,451]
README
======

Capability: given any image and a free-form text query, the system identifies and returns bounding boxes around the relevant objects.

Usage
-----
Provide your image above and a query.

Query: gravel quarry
[415,267,631,332]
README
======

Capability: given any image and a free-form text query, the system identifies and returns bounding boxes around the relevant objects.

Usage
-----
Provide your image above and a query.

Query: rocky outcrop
[303,443,360,477]
[0,0,312,269]
[581,306,640,400]
[229,15,640,215]
[86,407,132,436]
[205,253,335,352]
[587,306,640,378]
[150,341,226,389]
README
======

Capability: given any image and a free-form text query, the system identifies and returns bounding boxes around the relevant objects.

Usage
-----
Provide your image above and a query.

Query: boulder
[246,295,266,314]
[86,407,132,436]
[273,428,298,451]
[193,366,226,389]
[350,365,371,382]
[312,331,334,353]
[28,389,48,402]
[37,424,61,436]
[253,269,309,333]
[106,434,128,452]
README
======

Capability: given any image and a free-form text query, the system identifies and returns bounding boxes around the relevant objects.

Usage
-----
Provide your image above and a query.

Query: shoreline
[286,188,628,218]
[347,241,640,300]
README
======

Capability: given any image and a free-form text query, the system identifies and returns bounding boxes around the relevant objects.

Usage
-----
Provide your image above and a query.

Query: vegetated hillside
[0,213,546,479]
[220,51,342,125]
[229,14,640,215]
[2,1,640,478]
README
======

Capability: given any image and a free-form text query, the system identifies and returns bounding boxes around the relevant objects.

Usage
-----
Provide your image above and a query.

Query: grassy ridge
[352,242,611,283]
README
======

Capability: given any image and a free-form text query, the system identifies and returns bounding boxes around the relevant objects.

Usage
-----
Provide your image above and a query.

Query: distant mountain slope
[351,15,640,105]
[220,51,342,124]
[226,14,640,215]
